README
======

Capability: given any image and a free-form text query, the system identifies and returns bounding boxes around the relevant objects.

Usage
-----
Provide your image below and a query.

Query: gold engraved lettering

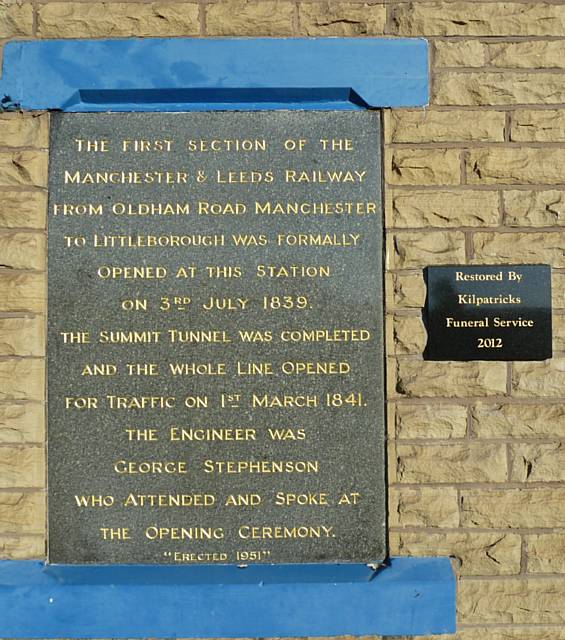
[122,139,173,152]
[126,428,158,441]
[145,526,224,540]
[277,233,360,247]
[255,201,377,215]
[238,525,334,539]
[170,427,256,441]
[253,394,319,408]
[53,203,103,216]
[114,460,188,474]
[225,494,262,506]
[285,170,365,183]
[275,492,328,506]
[100,527,131,540]
[203,460,319,474]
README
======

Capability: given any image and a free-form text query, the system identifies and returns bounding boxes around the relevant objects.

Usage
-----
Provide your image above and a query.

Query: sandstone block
[473,232,565,267]
[389,315,426,354]
[389,486,459,527]
[0,2,33,37]
[388,231,465,269]
[206,1,294,36]
[504,189,565,226]
[0,404,44,444]
[468,148,565,185]
[0,317,45,356]
[0,359,44,402]
[0,535,44,560]
[555,314,565,352]
[435,72,565,106]
[391,2,565,36]
[460,487,565,528]
[458,629,565,640]
[393,403,467,439]
[528,534,565,573]
[0,447,44,488]
[38,2,199,37]
[472,403,565,439]
[489,40,565,69]
[0,492,45,534]
[511,443,565,482]
[0,232,45,270]
[0,113,49,149]
[387,272,426,309]
[555,273,565,310]
[0,191,47,229]
[396,442,507,483]
[0,151,47,188]
[394,360,507,398]
[299,2,385,36]
[512,109,565,142]
[388,189,500,228]
[386,148,461,186]
[0,273,45,313]
[512,360,565,397]
[385,109,504,143]
[391,531,521,575]
[434,41,488,68]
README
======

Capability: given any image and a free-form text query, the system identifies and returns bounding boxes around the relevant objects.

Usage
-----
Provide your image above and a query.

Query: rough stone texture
[0,113,49,149]
[0,191,47,229]
[386,148,461,185]
[512,109,565,142]
[393,403,467,439]
[512,360,565,398]
[473,232,565,267]
[388,486,459,528]
[387,272,426,309]
[0,404,44,444]
[434,41,488,68]
[388,231,466,269]
[0,360,44,402]
[0,492,45,534]
[555,273,565,310]
[388,189,500,228]
[0,317,45,356]
[460,578,565,624]
[0,232,45,270]
[396,443,507,483]
[394,360,507,398]
[489,41,565,69]
[528,534,565,574]
[391,531,521,576]
[460,487,565,528]
[206,1,294,36]
[385,109,505,143]
[0,447,44,488]
[458,630,565,640]
[391,2,565,36]
[504,189,565,226]
[0,535,44,560]
[511,443,565,482]
[472,403,565,439]
[389,315,426,354]
[555,314,565,352]
[0,273,45,313]
[435,72,565,106]
[0,151,48,187]
[0,1,33,37]
[38,2,200,37]
[298,2,386,36]
[468,148,565,185]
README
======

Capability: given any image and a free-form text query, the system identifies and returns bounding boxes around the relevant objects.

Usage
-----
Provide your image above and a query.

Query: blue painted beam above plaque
[0,37,429,112]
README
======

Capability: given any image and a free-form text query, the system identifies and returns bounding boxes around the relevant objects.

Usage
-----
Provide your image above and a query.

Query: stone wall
[1,1,565,638]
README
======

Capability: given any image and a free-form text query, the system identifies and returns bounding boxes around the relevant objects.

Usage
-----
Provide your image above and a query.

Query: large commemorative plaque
[47,112,385,565]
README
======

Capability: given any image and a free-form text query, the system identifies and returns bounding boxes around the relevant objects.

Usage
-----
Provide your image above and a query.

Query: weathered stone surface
[460,578,565,624]
[472,403,565,439]
[0,152,48,187]
[489,40,565,69]
[473,232,565,267]
[391,2,565,36]
[555,273,565,310]
[299,2,385,36]
[0,2,33,37]
[0,273,45,313]
[385,109,504,143]
[394,360,507,398]
[435,72,565,106]
[0,492,45,533]
[458,629,565,640]
[513,360,565,398]
[389,315,426,354]
[0,447,44,488]
[0,317,45,356]
[461,487,565,528]
[386,148,461,185]
[0,404,44,444]
[528,534,565,573]
[555,314,565,352]
[206,1,294,36]
[511,443,565,482]
[0,232,45,270]
[434,40,488,67]
[389,486,459,527]
[468,148,565,185]
[0,535,44,560]
[0,360,44,402]
[512,109,565,142]
[391,531,521,576]
[0,191,47,229]
[0,113,49,149]
[393,403,467,439]
[388,189,500,228]
[387,272,426,309]
[504,189,565,226]
[388,231,465,269]
[38,2,199,37]
[396,442,507,483]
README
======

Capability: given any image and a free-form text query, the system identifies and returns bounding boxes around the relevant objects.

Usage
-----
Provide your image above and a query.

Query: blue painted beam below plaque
[0,38,429,111]
[0,557,454,637]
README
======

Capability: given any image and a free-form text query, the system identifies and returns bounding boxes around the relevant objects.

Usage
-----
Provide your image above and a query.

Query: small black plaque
[424,265,552,361]
[47,112,385,565]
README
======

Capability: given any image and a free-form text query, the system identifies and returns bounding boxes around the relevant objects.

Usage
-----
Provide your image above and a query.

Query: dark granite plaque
[425,265,552,361]
[47,112,385,565]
